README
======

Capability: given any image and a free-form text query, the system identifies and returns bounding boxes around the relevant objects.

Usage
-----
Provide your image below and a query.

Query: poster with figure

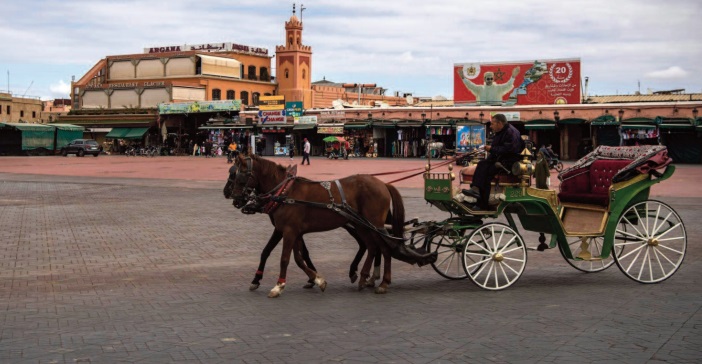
[454,58,581,106]
[456,125,487,153]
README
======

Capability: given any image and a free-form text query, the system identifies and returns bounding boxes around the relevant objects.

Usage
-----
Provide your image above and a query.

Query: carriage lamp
[693,108,698,118]
[618,109,624,120]
[512,148,534,187]
[448,163,455,181]
[553,110,560,122]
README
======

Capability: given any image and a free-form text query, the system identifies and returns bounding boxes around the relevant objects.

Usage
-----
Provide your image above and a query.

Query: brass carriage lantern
[448,163,455,181]
[512,148,534,188]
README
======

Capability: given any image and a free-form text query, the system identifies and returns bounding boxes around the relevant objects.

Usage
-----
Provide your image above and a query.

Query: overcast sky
[2,0,701,100]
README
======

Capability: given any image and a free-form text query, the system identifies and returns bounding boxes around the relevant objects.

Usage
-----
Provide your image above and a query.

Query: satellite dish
[406,95,414,105]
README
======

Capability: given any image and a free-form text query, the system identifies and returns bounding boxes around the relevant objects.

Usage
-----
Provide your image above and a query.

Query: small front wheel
[428,229,468,280]
[613,200,686,283]
[463,223,527,290]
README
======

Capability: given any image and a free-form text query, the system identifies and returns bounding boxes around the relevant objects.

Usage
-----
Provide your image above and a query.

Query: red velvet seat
[558,159,631,206]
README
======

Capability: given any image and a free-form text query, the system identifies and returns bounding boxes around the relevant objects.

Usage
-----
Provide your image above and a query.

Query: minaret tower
[275,4,313,109]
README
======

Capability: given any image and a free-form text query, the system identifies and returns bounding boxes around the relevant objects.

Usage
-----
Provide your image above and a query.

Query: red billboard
[453,58,581,106]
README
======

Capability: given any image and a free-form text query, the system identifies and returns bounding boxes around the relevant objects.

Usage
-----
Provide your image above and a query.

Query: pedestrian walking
[302,138,311,165]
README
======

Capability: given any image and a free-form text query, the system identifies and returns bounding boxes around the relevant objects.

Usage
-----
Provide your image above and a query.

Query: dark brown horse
[223,166,382,291]
[224,154,434,297]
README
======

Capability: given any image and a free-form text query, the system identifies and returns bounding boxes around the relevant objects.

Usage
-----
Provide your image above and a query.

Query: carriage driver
[463,113,524,210]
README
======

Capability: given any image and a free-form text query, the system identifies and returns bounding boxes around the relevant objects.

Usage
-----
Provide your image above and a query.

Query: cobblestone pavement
[0,172,700,363]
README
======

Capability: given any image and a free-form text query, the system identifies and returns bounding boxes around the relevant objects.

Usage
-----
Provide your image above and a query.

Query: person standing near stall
[302,138,311,165]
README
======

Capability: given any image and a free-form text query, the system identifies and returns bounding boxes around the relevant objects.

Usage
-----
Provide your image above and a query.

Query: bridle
[229,157,259,207]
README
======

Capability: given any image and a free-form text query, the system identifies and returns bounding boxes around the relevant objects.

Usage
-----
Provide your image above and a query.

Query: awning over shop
[344,123,370,129]
[656,117,695,130]
[123,127,149,139]
[524,119,556,130]
[198,54,241,78]
[621,124,656,130]
[558,118,587,125]
[590,114,619,126]
[293,123,316,130]
[395,122,423,128]
[372,122,396,129]
[50,123,85,131]
[105,127,131,138]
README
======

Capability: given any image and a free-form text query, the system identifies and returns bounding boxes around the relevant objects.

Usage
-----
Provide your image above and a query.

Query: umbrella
[336,136,346,143]
[323,136,339,142]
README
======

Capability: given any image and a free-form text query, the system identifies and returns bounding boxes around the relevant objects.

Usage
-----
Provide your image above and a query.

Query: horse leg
[365,246,383,288]
[355,230,377,291]
[268,233,296,298]
[299,237,317,289]
[344,225,365,283]
[251,229,283,291]
[293,237,326,291]
[374,239,393,294]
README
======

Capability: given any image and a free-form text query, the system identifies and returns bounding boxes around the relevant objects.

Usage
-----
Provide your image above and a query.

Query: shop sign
[143,42,268,56]
[456,124,486,153]
[230,42,269,56]
[158,100,242,114]
[258,110,286,124]
[317,126,344,134]
[319,111,345,120]
[262,128,287,133]
[285,102,303,117]
[492,111,520,122]
[295,116,317,124]
[259,95,285,111]
[86,81,166,90]
[454,58,581,106]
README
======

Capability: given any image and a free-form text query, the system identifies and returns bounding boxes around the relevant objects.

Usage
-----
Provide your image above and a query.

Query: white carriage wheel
[429,229,468,280]
[613,200,686,284]
[559,236,616,273]
[462,223,527,291]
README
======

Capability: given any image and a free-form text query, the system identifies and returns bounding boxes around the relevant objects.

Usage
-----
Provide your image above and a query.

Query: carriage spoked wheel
[559,236,616,273]
[427,229,468,280]
[462,223,527,290]
[613,200,686,284]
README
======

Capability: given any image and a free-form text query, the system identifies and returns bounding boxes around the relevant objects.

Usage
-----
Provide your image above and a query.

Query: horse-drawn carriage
[412,144,685,290]
[223,144,685,296]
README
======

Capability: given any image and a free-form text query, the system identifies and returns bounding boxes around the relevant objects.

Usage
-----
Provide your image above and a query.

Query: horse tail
[386,183,405,238]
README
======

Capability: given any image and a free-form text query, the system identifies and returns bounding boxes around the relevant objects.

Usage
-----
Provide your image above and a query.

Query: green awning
[344,123,369,129]
[105,127,131,138]
[558,118,587,125]
[623,117,655,124]
[293,124,316,130]
[50,123,85,131]
[0,122,53,132]
[372,122,397,129]
[621,124,656,130]
[395,122,423,128]
[659,123,694,130]
[656,117,694,130]
[525,119,556,130]
[123,127,149,139]
[590,114,619,126]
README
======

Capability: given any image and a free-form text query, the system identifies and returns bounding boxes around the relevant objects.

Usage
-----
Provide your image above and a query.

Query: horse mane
[252,155,288,182]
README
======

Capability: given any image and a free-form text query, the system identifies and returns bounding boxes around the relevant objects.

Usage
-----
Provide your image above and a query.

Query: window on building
[32,111,36,118]
[226,90,235,100]
[259,67,269,81]
[302,69,306,80]
[212,89,221,100]
[6,106,10,115]
[289,37,293,46]
[240,64,244,78]
[241,91,249,105]
[20,110,24,118]
[247,65,256,80]
[252,92,260,105]
[285,69,289,79]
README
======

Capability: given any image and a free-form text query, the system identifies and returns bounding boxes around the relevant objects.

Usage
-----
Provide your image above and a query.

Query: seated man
[463,113,524,210]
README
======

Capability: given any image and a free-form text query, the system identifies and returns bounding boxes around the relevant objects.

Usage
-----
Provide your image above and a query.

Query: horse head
[223,154,258,209]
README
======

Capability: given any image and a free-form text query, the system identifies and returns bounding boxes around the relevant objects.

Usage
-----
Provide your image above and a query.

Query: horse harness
[235,157,401,241]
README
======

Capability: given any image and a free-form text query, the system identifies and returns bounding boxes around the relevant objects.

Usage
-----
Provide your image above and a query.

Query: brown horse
[224,154,434,297]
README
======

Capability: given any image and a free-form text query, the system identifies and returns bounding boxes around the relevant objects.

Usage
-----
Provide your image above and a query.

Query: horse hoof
[365,279,376,288]
[358,283,365,291]
[350,273,358,284]
[314,277,327,292]
[249,283,260,291]
[303,282,315,289]
[268,283,285,298]
[374,287,387,294]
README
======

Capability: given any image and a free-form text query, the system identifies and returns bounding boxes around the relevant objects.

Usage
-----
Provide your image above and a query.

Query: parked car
[61,139,102,157]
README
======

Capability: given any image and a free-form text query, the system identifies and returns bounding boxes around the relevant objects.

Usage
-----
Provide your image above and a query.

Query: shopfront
[393,120,424,158]
[525,119,561,156]
[558,118,589,160]
[344,121,373,157]
[657,117,700,163]
[316,124,344,157]
[591,115,620,147]
[620,117,658,147]
[425,121,456,156]
[260,124,291,156]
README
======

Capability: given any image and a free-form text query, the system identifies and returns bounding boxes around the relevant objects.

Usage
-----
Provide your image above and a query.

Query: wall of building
[0,93,43,123]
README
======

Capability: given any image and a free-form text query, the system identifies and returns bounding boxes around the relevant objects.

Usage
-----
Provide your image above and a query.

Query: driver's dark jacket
[486,123,523,166]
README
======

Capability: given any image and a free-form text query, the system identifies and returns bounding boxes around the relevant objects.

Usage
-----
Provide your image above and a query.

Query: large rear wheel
[463,223,527,290]
[559,236,615,273]
[428,229,468,280]
[613,200,686,283]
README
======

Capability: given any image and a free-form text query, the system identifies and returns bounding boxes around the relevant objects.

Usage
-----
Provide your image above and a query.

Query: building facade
[0,92,43,124]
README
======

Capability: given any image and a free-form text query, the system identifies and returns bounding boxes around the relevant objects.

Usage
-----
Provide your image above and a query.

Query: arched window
[252,92,260,105]
[285,69,289,79]
[289,37,293,46]
[226,90,235,100]
[212,88,221,100]
[302,69,306,80]
[241,91,249,105]
[248,65,256,80]
[259,67,269,81]
[240,64,244,78]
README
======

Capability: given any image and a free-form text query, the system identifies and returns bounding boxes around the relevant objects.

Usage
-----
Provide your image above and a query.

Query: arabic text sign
[454,58,581,105]
[295,116,317,124]
[259,95,285,111]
